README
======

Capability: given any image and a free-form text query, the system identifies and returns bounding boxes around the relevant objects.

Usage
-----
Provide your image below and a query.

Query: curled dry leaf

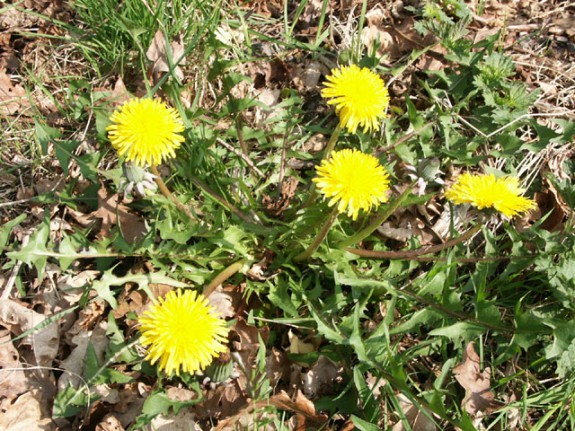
[391,393,437,431]
[208,286,236,319]
[270,389,329,430]
[92,187,147,243]
[146,30,185,82]
[0,389,55,431]
[95,414,125,431]
[453,342,504,419]
[0,299,60,368]
[0,70,29,116]
[302,355,339,398]
[147,408,201,431]
[0,329,28,400]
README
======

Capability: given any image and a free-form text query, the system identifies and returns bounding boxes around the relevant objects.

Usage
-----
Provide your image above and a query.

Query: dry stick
[149,165,197,222]
[345,223,482,260]
[235,115,248,158]
[216,138,265,178]
[378,123,433,154]
[203,259,246,298]
[293,208,339,263]
[385,254,535,263]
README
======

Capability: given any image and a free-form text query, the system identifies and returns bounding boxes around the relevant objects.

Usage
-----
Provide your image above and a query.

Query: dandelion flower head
[321,65,390,134]
[107,98,185,167]
[139,289,229,375]
[445,172,536,218]
[313,148,391,220]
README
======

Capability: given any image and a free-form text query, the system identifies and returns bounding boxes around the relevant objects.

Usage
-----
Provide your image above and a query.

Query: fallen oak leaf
[0,329,29,400]
[0,299,60,370]
[391,393,437,431]
[453,342,504,419]
[146,30,185,83]
[0,390,55,431]
[92,186,147,243]
[269,389,329,430]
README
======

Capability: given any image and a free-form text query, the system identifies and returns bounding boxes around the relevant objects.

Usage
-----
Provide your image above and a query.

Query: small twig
[216,138,265,178]
[378,123,433,154]
[235,115,248,158]
[346,223,482,260]
[0,176,64,208]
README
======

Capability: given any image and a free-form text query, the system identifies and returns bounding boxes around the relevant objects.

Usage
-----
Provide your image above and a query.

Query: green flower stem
[203,259,246,298]
[338,183,415,249]
[322,123,342,160]
[188,176,257,225]
[150,165,197,222]
[293,208,339,263]
[300,123,343,210]
[345,222,482,260]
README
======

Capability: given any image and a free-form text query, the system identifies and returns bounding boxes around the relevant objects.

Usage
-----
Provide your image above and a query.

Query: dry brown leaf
[302,355,339,398]
[265,347,290,387]
[232,318,269,354]
[270,389,329,430]
[92,187,147,243]
[95,414,125,431]
[0,329,29,400]
[146,30,185,82]
[58,320,108,390]
[453,342,504,418]
[0,299,60,368]
[391,393,438,431]
[208,286,236,319]
[113,383,148,428]
[147,408,201,431]
[0,389,55,431]
[197,378,248,425]
[0,70,30,116]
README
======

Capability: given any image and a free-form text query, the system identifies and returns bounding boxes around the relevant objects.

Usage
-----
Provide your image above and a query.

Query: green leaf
[90,269,189,309]
[0,214,27,254]
[52,385,91,418]
[351,415,380,431]
[428,321,485,342]
[353,365,381,422]
[132,385,203,429]
[35,120,61,155]
[7,220,50,281]
[54,140,81,176]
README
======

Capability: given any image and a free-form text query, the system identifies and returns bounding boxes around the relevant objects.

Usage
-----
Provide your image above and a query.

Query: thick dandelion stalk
[345,223,482,260]
[293,208,339,263]
[203,259,247,298]
[150,165,197,222]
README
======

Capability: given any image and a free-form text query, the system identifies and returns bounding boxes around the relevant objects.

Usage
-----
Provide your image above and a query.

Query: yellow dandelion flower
[107,98,185,167]
[321,65,390,134]
[313,148,391,220]
[445,172,536,218]
[139,289,229,376]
